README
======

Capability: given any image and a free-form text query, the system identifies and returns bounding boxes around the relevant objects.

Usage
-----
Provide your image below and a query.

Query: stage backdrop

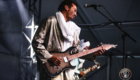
[0,0,37,80]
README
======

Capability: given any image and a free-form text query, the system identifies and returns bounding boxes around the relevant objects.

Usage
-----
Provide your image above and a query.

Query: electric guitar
[44,44,117,77]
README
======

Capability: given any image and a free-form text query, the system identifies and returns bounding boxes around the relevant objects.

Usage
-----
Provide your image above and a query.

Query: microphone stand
[92,7,136,68]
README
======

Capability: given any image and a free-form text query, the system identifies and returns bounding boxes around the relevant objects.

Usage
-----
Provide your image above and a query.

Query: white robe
[62,21,81,80]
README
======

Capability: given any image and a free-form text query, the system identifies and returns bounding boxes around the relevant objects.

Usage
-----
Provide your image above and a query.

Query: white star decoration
[23,16,38,62]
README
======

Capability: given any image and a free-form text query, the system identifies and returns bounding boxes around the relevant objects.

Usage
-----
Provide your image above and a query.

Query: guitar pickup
[63,57,68,62]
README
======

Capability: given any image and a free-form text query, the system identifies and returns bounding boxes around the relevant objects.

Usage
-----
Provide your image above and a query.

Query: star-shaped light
[22,15,38,62]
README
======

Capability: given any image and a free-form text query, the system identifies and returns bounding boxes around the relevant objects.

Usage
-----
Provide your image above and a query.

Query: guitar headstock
[92,62,100,69]
[96,62,100,69]
[101,44,117,51]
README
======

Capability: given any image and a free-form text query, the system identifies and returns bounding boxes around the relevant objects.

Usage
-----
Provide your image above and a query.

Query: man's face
[66,3,77,21]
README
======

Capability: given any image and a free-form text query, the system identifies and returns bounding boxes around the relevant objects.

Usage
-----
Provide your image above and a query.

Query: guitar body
[44,47,76,77]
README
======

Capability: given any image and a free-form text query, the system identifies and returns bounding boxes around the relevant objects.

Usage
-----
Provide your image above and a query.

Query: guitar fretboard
[68,46,101,61]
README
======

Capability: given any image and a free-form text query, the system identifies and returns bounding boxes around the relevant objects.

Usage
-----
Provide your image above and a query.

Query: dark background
[0,0,140,80]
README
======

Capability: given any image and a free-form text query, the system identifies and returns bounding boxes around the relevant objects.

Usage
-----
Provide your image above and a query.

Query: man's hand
[84,46,89,50]
[93,45,105,56]
[48,56,62,66]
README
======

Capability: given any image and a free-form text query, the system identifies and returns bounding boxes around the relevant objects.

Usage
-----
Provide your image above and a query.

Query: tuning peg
[113,44,118,48]
[97,66,100,69]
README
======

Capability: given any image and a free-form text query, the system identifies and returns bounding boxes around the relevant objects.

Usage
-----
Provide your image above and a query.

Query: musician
[32,0,105,80]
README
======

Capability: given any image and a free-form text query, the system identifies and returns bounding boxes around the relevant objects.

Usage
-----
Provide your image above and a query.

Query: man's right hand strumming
[48,56,62,66]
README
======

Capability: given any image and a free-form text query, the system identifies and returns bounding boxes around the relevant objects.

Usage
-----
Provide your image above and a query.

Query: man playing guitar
[32,0,115,80]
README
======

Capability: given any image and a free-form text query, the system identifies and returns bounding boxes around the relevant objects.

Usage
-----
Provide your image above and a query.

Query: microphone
[84,4,102,8]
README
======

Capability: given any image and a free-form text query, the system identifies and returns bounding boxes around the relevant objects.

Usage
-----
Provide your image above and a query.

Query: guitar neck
[68,46,101,61]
